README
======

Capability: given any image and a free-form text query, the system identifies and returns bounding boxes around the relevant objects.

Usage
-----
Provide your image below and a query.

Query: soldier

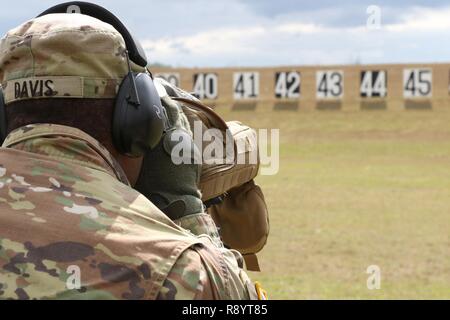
[0,3,261,300]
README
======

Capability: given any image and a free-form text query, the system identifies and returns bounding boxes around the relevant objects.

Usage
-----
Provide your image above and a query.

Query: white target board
[316,70,344,99]
[155,73,180,87]
[233,72,260,99]
[403,69,432,98]
[275,71,300,99]
[193,73,218,100]
[360,70,387,98]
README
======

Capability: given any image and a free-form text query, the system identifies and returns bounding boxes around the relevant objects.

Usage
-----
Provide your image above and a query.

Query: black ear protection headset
[0,1,167,157]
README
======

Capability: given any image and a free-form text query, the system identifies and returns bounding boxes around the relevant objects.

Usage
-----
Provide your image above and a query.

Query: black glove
[135,96,204,220]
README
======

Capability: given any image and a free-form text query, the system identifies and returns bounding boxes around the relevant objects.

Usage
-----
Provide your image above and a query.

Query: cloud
[143,4,450,67]
[386,6,450,32]
[1,1,450,67]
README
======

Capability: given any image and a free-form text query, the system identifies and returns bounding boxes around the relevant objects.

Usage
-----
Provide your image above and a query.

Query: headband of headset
[37,1,148,67]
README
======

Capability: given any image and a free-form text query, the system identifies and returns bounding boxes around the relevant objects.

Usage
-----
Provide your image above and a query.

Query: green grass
[216,108,450,299]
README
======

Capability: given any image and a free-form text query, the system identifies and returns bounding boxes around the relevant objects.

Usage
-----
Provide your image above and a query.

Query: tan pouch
[200,120,259,201]
[208,180,270,271]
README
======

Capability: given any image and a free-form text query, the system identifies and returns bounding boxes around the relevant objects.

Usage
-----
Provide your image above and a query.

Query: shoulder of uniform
[2,123,130,185]
[158,248,211,300]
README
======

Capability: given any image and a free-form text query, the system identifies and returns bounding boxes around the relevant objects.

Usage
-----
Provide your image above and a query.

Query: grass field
[216,108,450,299]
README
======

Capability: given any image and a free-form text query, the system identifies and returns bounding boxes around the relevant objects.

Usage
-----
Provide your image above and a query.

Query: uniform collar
[2,124,130,185]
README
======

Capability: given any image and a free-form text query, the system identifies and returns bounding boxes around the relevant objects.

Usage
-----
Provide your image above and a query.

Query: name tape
[3,76,84,104]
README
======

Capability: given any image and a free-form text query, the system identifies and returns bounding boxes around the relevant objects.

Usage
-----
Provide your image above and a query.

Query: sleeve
[171,213,259,300]
[157,245,258,300]
[157,248,217,300]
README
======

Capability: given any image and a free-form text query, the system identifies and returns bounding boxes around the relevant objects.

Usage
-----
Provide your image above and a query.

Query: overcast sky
[1,1,450,67]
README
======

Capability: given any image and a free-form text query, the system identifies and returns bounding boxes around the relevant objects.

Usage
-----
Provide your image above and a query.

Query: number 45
[404,69,432,98]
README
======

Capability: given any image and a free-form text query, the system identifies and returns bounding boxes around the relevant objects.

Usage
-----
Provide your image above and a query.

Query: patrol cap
[0,13,146,105]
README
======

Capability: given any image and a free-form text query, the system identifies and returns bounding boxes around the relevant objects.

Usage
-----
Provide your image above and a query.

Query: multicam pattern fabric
[0,123,254,300]
[175,213,224,248]
[3,124,130,185]
[0,13,146,104]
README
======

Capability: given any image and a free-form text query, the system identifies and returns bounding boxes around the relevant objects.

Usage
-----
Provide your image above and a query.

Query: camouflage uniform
[0,14,257,300]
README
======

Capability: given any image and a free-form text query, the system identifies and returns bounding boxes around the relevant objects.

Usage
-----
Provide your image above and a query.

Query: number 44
[360,71,387,98]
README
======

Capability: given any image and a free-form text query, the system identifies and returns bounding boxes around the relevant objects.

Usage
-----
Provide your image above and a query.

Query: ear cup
[113,73,166,157]
[0,87,6,144]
